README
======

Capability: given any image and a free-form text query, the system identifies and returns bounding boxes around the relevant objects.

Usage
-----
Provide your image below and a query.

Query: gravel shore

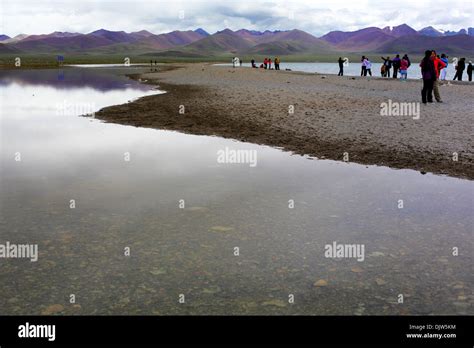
[95,63,474,179]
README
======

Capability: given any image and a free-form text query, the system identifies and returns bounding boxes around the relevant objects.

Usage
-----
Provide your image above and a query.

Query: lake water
[0,67,472,315]
[218,61,461,80]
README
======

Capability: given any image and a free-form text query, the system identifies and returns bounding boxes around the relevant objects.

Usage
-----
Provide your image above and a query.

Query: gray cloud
[1,0,472,37]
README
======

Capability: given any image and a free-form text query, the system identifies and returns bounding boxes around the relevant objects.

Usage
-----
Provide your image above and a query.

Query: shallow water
[217,62,461,80]
[0,67,472,315]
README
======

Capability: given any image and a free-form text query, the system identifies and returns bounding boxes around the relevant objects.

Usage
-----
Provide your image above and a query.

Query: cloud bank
[1,0,472,37]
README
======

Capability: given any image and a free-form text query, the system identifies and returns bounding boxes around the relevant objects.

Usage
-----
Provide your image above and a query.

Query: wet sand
[94,63,474,180]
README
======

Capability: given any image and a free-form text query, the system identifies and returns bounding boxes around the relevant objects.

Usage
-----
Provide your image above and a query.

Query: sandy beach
[95,64,474,179]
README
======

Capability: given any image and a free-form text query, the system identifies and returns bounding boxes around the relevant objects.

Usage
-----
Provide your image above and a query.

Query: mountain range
[1,24,473,57]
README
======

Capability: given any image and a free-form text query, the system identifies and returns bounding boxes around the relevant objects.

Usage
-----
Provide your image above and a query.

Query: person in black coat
[338,57,344,76]
[420,50,436,104]
[466,61,472,82]
[453,58,466,81]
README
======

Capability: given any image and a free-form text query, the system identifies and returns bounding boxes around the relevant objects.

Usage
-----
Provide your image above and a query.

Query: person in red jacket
[263,57,268,69]
[399,57,409,80]
[431,50,446,102]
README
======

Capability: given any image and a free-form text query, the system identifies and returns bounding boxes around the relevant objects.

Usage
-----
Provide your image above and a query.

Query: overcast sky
[1,0,473,37]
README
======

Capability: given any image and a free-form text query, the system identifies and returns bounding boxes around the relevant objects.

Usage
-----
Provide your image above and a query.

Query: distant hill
[90,30,208,54]
[320,24,473,54]
[89,29,137,43]
[6,29,207,54]
[129,30,155,39]
[194,28,210,37]
[376,34,474,55]
[321,27,395,51]
[243,30,333,55]
[234,29,288,44]
[245,40,325,55]
[382,24,419,37]
[2,24,473,57]
[418,26,473,37]
[12,34,116,52]
[3,34,29,43]
[0,43,22,54]
[180,29,255,54]
[419,26,445,37]
[20,32,81,42]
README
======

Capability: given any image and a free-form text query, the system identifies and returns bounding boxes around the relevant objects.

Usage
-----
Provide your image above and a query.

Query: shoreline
[94,63,474,180]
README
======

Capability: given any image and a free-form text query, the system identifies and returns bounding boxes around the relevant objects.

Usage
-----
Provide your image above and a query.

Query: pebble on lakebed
[314,279,328,287]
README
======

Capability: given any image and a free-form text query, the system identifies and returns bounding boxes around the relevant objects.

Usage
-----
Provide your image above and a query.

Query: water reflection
[0,67,152,91]
[0,68,472,315]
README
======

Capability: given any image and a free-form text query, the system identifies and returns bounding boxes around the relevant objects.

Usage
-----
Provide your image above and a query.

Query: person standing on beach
[275,57,281,70]
[440,54,449,80]
[361,56,367,76]
[402,54,411,67]
[392,54,401,78]
[338,57,344,76]
[399,55,409,80]
[467,61,473,82]
[365,58,372,76]
[381,57,392,77]
[263,57,268,69]
[420,50,436,104]
[268,58,272,70]
[453,58,466,81]
[431,51,446,102]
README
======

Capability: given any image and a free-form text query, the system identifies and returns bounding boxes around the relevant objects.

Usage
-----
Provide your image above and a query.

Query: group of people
[420,54,472,82]
[419,50,473,103]
[420,50,448,103]
[250,57,281,70]
[452,57,472,81]
[338,53,473,83]
[361,56,374,76]
[379,54,411,78]
[338,54,412,79]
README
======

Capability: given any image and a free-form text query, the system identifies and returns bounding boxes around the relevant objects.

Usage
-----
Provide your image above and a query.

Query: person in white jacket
[364,58,372,76]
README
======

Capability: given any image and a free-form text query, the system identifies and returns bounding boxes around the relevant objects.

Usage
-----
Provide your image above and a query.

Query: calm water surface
[217,62,462,80]
[0,67,472,315]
